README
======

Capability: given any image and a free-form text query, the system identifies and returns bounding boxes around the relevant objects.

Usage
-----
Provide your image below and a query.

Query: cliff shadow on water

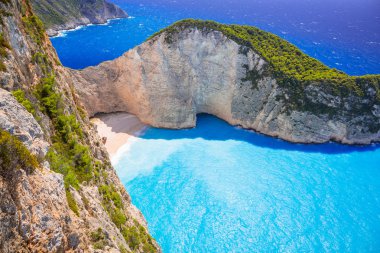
[139,113,380,155]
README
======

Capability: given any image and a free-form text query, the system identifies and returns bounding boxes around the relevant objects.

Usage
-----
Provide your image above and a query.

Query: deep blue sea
[49,1,380,252]
[51,0,380,75]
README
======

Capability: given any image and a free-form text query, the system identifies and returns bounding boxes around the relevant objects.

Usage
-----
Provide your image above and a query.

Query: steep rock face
[0,89,82,252]
[0,0,159,252]
[72,27,380,144]
[0,89,48,158]
[31,0,128,36]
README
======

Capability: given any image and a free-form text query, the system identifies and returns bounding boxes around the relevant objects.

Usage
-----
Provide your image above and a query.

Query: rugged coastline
[31,0,128,37]
[49,17,124,38]
[72,20,380,145]
[1,0,379,251]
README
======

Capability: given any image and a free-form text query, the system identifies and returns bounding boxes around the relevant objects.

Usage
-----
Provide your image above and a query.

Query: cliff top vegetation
[149,19,380,98]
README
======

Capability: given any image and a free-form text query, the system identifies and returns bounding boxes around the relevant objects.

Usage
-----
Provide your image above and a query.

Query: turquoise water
[114,115,380,252]
[49,1,380,250]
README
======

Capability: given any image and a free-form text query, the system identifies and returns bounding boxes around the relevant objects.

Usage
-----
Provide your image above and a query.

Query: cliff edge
[72,19,380,145]
[0,0,158,252]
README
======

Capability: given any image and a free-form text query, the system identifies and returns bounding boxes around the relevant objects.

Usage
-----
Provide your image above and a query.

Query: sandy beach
[91,112,146,159]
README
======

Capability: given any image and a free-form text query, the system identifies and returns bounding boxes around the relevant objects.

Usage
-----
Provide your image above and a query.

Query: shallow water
[51,0,380,75]
[114,115,380,252]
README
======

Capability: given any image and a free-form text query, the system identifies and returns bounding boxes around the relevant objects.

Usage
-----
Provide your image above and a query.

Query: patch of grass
[122,226,140,250]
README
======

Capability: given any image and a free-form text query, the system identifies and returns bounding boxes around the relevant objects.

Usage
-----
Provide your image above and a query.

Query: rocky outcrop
[72,24,380,144]
[31,0,128,36]
[0,0,159,252]
[0,89,49,158]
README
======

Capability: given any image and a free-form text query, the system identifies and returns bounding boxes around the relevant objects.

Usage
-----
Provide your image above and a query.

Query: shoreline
[91,112,146,163]
[49,17,134,38]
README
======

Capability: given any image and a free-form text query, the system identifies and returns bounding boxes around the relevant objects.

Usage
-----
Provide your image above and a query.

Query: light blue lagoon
[50,1,380,251]
[114,115,380,252]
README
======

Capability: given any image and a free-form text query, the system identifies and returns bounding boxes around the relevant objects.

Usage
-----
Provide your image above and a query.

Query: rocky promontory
[72,20,380,145]
[31,0,128,36]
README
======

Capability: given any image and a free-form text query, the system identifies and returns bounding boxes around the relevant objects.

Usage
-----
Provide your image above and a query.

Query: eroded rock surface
[72,28,380,144]
[0,0,159,252]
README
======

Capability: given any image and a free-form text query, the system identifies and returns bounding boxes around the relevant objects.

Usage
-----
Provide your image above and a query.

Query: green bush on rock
[12,89,41,121]
[90,227,108,250]
[121,221,156,253]
[34,75,94,215]
[0,129,39,179]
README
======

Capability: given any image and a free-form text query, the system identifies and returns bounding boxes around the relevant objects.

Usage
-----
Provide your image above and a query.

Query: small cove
[50,1,380,251]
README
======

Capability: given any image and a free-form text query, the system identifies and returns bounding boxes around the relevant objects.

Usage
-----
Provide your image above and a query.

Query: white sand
[91,112,146,159]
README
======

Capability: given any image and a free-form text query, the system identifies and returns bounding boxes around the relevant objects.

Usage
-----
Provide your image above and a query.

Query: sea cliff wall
[72,26,380,144]
[0,0,159,252]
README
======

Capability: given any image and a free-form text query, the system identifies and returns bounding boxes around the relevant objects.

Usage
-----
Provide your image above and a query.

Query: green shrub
[32,52,51,75]
[99,184,123,209]
[0,129,39,179]
[35,75,94,185]
[0,32,11,57]
[0,32,11,72]
[64,169,80,190]
[90,227,108,249]
[118,244,129,253]
[66,189,79,216]
[121,223,156,252]
[93,241,105,250]
[111,208,127,228]
[122,226,140,250]
[22,14,45,46]
[90,227,106,242]
[12,89,38,118]
[34,75,95,215]
[90,228,108,249]
[35,75,60,118]
[0,61,6,71]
